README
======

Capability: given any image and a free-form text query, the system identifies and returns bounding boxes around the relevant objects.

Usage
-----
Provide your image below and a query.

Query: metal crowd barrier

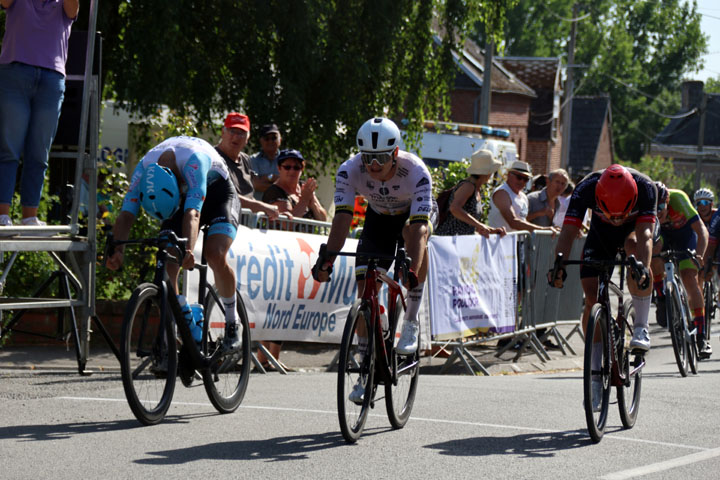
[431,230,586,375]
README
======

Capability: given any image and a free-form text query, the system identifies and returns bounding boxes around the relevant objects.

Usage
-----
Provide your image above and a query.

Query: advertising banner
[427,234,517,340]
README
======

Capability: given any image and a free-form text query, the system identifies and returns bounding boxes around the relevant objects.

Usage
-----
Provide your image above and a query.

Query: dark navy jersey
[563,167,657,229]
[709,209,720,246]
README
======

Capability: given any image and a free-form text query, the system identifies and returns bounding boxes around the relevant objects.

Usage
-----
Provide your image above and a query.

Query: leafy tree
[492,0,707,163]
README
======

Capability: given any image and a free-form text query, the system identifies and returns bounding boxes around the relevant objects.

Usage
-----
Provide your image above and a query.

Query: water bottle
[189,303,204,343]
[177,295,203,344]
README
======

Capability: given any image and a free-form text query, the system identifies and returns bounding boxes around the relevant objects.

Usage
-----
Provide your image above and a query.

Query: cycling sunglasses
[361,151,394,166]
[696,199,712,207]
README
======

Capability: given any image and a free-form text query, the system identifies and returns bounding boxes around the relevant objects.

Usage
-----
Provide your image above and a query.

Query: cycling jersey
[708,209,720,247]
[661,189,699,231]
[334,150,433,224]
[122,136,229,216]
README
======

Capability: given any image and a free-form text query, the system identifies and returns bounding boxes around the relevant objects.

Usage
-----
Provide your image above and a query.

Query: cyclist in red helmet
[550,164,657,354]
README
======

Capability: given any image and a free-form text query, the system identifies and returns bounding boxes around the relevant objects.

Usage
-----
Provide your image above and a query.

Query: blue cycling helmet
[139,163,181,221]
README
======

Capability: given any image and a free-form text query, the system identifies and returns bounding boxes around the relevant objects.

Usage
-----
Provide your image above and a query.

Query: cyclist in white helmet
[313,117,436,401]
[694,188,716,228]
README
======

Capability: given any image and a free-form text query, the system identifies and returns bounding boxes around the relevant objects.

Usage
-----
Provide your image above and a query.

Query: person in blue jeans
[0,0,79,230]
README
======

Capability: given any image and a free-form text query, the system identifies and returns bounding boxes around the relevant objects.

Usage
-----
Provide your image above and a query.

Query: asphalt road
[2,324,720,480]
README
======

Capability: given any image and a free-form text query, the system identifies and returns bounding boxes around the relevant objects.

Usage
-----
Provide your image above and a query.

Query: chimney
[681,80,704,111]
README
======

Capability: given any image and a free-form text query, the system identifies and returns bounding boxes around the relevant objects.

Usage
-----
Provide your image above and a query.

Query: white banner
[427,234,517,340]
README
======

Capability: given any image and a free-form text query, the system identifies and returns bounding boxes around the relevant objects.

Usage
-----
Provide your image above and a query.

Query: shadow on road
[425,429,590,458]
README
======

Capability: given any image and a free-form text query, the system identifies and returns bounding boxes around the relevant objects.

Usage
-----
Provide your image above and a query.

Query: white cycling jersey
[333,150,433,223]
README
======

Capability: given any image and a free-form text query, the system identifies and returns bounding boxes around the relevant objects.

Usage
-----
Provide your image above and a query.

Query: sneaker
[591,379,603,413]
[655,296,667,328]
[630,327,651,352]
[348,377,366,405]
[698,338,713,360]
[222,322,242,352]
[20,216,52,236]
[0,214,13,237]
[396,320,420,355]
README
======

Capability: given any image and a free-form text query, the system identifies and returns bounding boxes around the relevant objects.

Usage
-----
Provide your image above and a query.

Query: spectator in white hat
[487,160,558,234]
[435,149,506,237]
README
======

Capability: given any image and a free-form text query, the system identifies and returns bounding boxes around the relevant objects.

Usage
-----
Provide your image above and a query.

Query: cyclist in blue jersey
[107,136,242,350]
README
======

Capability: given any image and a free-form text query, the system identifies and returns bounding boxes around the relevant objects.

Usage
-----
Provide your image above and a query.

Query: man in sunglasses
[694,188,716,228]
[649,184,710,357]
[550,165,656,359]
[312,117,435,369]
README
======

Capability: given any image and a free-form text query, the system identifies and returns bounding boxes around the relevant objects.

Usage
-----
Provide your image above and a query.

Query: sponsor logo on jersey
[366,180,375,190]
[392,185,400,190]
[337,170,348,179]
[397,166,409,178]
[379,187,389,195]
[415,177,430,187]
[416,196,423,202]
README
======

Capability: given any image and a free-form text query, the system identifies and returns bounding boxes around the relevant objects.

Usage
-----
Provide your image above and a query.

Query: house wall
[592,119,614,171]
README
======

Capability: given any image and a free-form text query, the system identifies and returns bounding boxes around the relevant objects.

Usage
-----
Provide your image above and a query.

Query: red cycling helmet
[595,164,638,219]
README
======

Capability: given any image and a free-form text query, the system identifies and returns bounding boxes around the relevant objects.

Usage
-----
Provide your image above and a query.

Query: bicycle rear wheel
[337,300,375,443]
[703,280,715,343]
[202,288,252,413]
[385,301,419,429]
[679,285,698,375]
[617,299,642,429]
[667,283,689,377]
[120,283,177,426]
[584,303,611,443]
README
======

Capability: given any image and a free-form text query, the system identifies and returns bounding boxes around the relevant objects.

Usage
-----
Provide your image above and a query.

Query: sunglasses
[657,202,666,212]
[280,164,303,171]
[361,151,393,166]
[696,199,712,207]
[511,172,530,182]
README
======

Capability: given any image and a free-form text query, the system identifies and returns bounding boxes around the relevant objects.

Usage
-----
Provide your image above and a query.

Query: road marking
[57,395,708,452]
[601,446,720,479]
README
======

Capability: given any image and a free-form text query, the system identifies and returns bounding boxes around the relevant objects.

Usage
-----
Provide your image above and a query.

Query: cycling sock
[403,283,424,324]
[631,294,651,330]
[693,316,705,337]
[692,306,704,318]
[221,295,238,325]
[653,278,664,298]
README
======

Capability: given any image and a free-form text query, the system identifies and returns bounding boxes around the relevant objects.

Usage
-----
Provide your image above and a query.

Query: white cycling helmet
[693,187,714,203]
[356,117,401,153]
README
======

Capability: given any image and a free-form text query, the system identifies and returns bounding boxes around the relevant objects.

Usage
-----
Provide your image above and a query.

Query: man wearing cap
[435,149,507,237]
[215,113,280,220]
[527,169,570,227]
[250,124,282,200]
[488,161,559,234]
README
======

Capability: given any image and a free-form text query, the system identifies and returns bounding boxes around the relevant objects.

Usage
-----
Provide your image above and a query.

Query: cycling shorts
[659,224,698,271]
[580,220,635,279]
[162,177,240,240]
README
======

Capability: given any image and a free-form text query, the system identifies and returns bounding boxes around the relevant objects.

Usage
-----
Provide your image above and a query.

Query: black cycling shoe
[178,346,195,387]
[222,322,242,352]
[655,296,667,328]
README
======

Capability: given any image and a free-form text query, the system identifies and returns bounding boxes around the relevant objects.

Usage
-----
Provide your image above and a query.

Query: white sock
[221,295,238,325]
[631,294,651,330]
[403,283,424,324]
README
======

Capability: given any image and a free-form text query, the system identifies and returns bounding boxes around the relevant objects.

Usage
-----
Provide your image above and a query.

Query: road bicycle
[107,230,252,425]
[318,244,420,443]
[551,252,646,443]
[654,249,699,376]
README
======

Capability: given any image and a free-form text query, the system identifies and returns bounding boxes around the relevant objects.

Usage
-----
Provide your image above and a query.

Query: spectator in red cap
[215,113,280,220]
[250,124,282,199]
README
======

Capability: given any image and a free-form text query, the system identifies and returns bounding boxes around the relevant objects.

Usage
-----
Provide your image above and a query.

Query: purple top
[0,0,75,76]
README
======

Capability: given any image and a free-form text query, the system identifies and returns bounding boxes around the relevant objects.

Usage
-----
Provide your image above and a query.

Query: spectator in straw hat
[435,149,506,237]
[487,160,559,234]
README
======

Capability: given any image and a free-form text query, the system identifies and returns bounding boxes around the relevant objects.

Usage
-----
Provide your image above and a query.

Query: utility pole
[479,40,493,125]
[695,92,707,190]
[560,3,579,169]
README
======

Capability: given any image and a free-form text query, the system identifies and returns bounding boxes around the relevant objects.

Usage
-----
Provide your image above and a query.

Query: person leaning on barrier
[215,112,280,221]
[549,164,656,354]
[107,136,243,351]
[435,148,506,237]
[250,124,282,200]
[487,161,559,234]
[0,0,79,231]
[527,169,569,227]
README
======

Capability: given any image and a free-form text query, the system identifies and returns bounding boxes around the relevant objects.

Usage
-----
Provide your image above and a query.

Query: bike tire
[617,299,642,429]
[337,300,375,443]
[584,303,611,443]
[667,282,689,377]
[679,285,699,375]
[120,283,177,426]
[201,288,252,413]
[385,300,419,430]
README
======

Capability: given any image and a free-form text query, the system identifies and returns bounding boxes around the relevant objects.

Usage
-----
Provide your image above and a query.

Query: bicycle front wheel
[385,302,419,429]
[679,285,698,375]
[202,288,252,413]
[617,299,642,429]
[337,300,375,443]
[667,282,689,377]
[584,303,611,443]
[120,283,177,426]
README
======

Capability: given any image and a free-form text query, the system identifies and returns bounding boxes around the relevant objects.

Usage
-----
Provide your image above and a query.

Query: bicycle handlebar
[653,248,702,270]
[318,243,412,283]
[552,252,649,289]
[103,230,189,267]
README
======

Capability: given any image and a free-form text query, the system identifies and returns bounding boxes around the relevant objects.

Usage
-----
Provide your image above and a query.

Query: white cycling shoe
[396,320,419,355]
[348,377,366,405]
[630,327,650,352]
